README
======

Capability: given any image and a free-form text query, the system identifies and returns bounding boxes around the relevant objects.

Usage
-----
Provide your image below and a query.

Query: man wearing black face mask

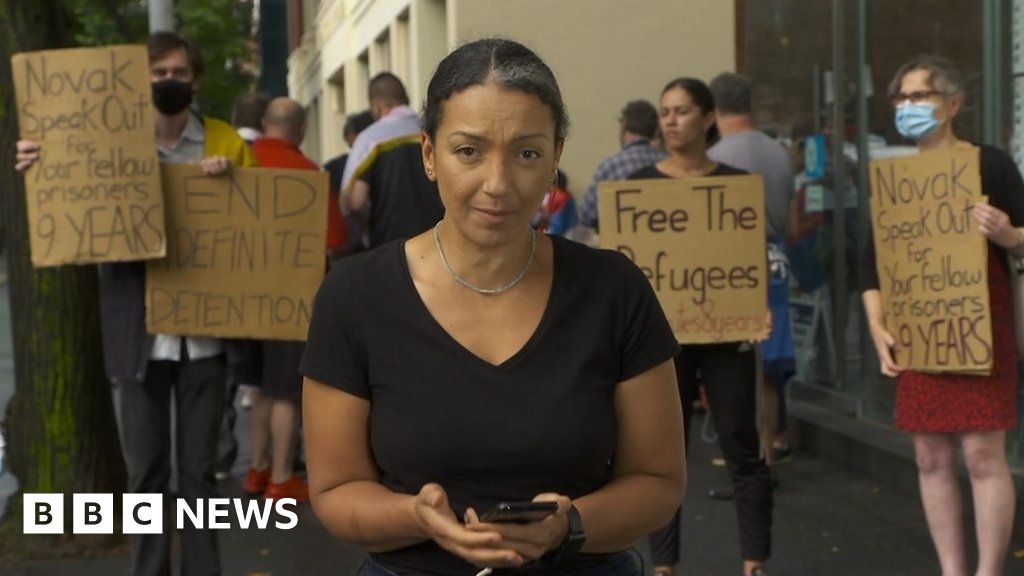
[16,31,256,576]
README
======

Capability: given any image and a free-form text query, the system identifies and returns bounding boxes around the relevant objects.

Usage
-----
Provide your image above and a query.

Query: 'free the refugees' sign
[12,45,164,268]
[869,147,992,374]
[146,164,327,341]
[598,175,769,343]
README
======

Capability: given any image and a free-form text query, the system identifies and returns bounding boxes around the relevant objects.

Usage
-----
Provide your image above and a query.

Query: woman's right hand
[412,483,525,569]
[15,140,40,172]
[869,323,904,377]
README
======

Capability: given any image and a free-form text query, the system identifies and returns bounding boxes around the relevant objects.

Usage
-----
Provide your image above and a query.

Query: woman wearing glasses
[861,55,1024,576]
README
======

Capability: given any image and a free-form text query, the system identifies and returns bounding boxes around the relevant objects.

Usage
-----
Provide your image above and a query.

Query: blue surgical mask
[895,102,940,141]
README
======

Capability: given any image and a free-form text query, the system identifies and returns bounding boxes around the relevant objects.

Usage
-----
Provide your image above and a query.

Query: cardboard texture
[598,175,769,344]
[869,147,992,375]
[12,45,164,267]
[146,164,327,341]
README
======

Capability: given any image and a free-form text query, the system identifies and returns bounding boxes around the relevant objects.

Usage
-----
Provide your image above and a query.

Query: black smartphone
[478,501,558,523]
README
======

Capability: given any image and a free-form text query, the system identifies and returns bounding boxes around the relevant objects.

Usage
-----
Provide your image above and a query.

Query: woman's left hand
[464,493,572,562]
[971,203,1018,249]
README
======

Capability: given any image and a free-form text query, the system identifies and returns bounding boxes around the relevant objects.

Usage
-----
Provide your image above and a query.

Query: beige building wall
[450,0,734,201]
[290,0,735,190]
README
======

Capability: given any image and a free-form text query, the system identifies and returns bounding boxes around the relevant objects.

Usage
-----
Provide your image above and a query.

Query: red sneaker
[242,467,270,496]
[263,475,309,502]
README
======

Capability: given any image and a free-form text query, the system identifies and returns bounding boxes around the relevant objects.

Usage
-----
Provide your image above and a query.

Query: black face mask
[151,79,194,115]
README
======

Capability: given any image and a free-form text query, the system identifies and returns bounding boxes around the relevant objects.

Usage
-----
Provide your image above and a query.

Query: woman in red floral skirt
[862,55,1024,576]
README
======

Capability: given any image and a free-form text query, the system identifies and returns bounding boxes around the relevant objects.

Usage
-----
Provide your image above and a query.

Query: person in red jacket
[242,97,339,501]
[252,98,347,256]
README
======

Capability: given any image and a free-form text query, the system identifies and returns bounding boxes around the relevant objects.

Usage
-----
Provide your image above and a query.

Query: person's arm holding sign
[14,139,39,172]
[971,202,1024,256]
[16,139,235,176]
[862,283,904,377]
[197,155,233,176]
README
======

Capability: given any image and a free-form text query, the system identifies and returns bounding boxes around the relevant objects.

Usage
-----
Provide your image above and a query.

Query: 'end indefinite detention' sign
[869,147,992,374]
[12,45,164,268]
[146,164,328,341]
[598,175,769,344]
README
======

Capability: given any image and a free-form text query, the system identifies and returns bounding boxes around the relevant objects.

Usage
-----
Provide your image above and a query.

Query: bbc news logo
[23,494,298,534]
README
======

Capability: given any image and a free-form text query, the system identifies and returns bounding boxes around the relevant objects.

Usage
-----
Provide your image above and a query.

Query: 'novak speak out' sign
[12,45,164,268]
[869,147,992,375]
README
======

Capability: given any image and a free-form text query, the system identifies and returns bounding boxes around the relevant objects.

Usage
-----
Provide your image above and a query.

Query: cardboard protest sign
[12,45,164,267]
[146,164,327,341]
[598,175,768,344]
[869,147,992,374]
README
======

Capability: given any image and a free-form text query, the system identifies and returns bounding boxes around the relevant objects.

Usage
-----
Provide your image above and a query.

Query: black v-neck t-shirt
[300,235,679,575]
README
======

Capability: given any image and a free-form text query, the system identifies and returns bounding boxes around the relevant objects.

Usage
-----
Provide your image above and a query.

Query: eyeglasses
[888,90,945,105]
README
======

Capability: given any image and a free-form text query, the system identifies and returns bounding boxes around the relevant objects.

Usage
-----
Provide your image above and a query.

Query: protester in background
[342,73,443,248]
[631,77,772,576]
[325,110,375,255]
[241,97,341,502]
[861,55,1024,576]
[533,169,578,236]
[216,90,273,479]
[16,31,257,576]
[579,100,665,232]
[301,38,684,576]
[709,73,796,467]
[326,110,376,194]
[232,91,272,145]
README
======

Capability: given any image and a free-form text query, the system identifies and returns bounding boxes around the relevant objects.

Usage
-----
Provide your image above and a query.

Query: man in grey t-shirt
[709,73,796,476]
[708,76,793,241]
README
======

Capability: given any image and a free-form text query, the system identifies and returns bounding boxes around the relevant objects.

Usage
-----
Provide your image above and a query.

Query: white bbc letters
[23,493,299,534]
[23,493,64,534]
[73,493,114,534]
[123,493,163,534]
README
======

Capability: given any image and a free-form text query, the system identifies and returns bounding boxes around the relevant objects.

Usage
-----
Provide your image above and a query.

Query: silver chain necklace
[433,221,536,295]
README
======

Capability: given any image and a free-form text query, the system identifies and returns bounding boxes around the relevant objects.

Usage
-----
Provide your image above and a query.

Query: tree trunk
[0,0,126,559]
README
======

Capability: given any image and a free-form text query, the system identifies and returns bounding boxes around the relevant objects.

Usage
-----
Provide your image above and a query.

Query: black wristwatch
[543,504,586,565]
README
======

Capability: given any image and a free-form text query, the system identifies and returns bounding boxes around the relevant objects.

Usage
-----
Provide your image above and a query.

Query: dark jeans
[357,552,640,576]
[120,355,227,576]
[649,344,773,565]
[216,373,239,474]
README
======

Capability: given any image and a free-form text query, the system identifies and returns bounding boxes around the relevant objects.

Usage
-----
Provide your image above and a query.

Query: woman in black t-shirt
[631,78,773,576]
[300,39,685,576]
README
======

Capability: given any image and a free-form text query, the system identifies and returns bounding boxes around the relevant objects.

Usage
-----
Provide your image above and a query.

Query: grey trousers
[120,355,227,576]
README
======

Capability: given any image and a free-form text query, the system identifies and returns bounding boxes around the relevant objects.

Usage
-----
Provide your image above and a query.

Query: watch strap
[544,504,586,565]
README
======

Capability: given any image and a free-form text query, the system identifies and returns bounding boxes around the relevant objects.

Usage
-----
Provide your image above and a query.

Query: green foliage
[58,0,256,121]
[179,0,257,121]
[64,0,147,46]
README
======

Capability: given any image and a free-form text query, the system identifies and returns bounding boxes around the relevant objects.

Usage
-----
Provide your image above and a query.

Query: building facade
[287,0,1024,469]
[286,0,734,188]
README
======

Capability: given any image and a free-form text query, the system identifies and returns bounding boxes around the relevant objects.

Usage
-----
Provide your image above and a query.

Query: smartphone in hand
[478,501,558,523]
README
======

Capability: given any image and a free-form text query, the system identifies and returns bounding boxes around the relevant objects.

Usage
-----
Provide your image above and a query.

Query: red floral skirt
[894,247,1019,432]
